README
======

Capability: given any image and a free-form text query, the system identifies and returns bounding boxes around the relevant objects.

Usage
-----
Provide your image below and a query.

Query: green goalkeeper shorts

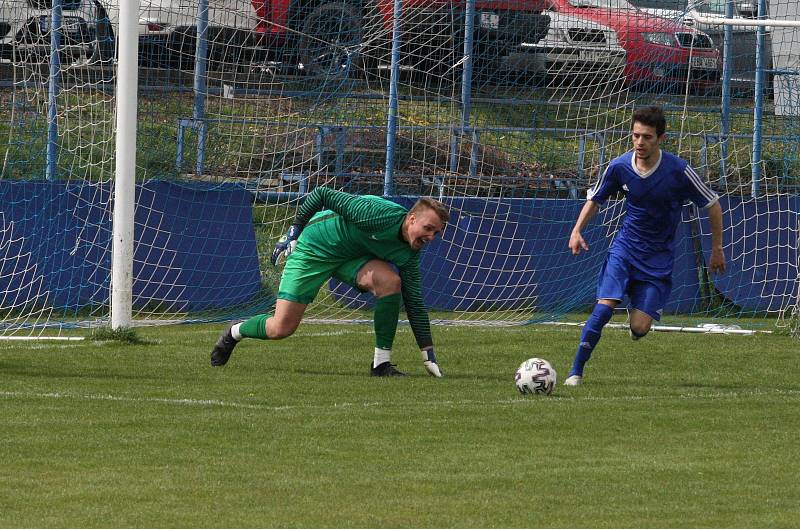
[278,248,371,304]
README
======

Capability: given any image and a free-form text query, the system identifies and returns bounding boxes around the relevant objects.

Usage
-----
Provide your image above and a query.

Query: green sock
[374,293,400,350]
[238,313,272,340]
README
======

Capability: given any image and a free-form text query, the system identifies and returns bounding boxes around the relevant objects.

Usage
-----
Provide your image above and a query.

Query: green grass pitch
[1,322,798,528]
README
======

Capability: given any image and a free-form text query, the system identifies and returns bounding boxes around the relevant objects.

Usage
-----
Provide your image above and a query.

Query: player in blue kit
[564,106,726,386]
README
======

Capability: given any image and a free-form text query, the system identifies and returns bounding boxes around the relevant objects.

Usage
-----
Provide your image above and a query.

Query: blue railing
[175,117,800,196]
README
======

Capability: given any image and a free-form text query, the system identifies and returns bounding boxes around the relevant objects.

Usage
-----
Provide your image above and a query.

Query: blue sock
[569,303,614,377]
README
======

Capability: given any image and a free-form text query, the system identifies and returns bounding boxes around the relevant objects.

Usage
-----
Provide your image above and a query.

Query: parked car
[130,0,265,69]
[0,0,98,65]
[366,0,551,84]
[627,0,770,88]
[627,0,757,30]
[735,1,759,18]
[514,10,627,85]
[101,0,552,81]
[545,0,721,92]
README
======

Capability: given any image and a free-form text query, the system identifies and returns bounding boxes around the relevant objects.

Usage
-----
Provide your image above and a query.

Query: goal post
[110,0,140,330]
[693,0,800,336]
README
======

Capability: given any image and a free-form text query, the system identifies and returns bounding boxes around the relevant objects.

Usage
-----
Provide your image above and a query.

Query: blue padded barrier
[1,185,796,318]
[0,180,261,313]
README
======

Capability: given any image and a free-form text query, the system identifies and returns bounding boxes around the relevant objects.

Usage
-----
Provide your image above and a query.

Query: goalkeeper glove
[270,224,302,265]
[421,347,443,378]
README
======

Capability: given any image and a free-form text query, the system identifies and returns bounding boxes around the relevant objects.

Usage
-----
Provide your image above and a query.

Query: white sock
[231,323,243,341]
[373,347,391,368]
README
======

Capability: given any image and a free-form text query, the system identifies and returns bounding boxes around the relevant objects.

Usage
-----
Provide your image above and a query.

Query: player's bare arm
[569,200,600,255]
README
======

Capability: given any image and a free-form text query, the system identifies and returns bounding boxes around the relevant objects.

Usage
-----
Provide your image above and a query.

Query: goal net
[0,0,798,336]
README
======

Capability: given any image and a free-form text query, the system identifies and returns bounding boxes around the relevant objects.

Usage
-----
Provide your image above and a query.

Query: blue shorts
[596,252,671,321]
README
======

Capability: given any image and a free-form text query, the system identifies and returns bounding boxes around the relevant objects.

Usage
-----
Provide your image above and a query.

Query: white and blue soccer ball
[515,357,557,396]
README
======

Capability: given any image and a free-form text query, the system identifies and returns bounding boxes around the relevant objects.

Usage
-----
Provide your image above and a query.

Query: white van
[130,0,265,68]
[0,0,101,65]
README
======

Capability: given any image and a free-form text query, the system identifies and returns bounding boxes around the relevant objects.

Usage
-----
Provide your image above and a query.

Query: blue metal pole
[449,0,476,175]
[597,132,607,176]
[460,0,476,131]
[448,130,459,174]
[751,0,767,197]
[299,172,309,195]
[468,129,479,179]
[46,0,63,181]
[384,0,402,196]
[176,120,186,172]
[193,0,209,176]
[719,0,734,185]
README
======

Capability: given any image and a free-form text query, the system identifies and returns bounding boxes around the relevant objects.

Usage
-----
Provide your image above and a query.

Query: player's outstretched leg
[211,323,239,366]
[565,303,614,385]
[210,313,271,366]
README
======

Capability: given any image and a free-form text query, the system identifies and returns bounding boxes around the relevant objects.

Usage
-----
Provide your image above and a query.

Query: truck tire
[299,2,363,79]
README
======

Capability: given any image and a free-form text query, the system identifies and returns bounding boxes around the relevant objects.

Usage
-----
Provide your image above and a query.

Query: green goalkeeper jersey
[293,187,433,349]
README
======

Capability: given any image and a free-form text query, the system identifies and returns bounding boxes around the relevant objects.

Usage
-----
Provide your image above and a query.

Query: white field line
[295,329,374,338]
[538,321,766,335]
[1,388,798,413]
[0,329,371,345]
[0,322,767,338]
[0,336,85,341]
[3,344,86,350]
[305,319,769,335]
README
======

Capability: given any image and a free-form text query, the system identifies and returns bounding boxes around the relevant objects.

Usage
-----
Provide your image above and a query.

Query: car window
[627,0,727,14]
[693,0,727,14]
[568,0,638,9]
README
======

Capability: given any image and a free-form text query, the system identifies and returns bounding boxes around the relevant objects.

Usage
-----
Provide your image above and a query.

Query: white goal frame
[96,0,800,337]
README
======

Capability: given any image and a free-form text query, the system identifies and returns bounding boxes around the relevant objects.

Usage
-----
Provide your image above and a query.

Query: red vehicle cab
[545,0,720,91]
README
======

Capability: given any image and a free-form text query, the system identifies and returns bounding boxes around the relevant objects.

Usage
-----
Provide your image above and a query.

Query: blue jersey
[588,149,718,277]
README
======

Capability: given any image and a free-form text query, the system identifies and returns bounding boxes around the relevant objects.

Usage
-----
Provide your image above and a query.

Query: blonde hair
[409,197,449,224]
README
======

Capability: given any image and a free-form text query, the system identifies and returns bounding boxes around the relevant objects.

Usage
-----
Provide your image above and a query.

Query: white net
[0,0,798,336]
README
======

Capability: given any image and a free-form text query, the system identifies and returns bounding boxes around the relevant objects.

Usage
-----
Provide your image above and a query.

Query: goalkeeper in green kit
[210,187,449,377]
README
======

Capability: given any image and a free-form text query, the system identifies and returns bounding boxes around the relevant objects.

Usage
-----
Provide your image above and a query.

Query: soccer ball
[515,358,557,395]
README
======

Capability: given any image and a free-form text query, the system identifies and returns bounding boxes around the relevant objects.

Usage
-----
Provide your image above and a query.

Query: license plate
[62,17,82,30]
[580,50,609,62]
[690,56,718,70]
[480,12,500,30]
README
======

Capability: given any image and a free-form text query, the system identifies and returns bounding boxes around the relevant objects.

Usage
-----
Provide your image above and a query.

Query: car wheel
[299,2,363,80]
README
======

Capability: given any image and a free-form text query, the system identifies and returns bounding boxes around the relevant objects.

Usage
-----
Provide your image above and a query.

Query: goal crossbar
[693,16,800,28]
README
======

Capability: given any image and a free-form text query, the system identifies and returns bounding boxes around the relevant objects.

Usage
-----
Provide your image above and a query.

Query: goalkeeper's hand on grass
[270,224,302,265]
[421,347,443,378]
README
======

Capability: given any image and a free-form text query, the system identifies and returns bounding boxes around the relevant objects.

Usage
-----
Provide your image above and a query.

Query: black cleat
[370,361,406,377]
[211,324,238,367]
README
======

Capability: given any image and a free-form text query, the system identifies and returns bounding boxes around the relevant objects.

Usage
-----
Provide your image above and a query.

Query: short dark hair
[632,106,666,137]
[410,197,449,224]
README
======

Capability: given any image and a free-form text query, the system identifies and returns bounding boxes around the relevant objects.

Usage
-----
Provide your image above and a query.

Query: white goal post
[692,16,800,28]
[695,1,800,339]
[47,0,800,338]
[111,0,141,330]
